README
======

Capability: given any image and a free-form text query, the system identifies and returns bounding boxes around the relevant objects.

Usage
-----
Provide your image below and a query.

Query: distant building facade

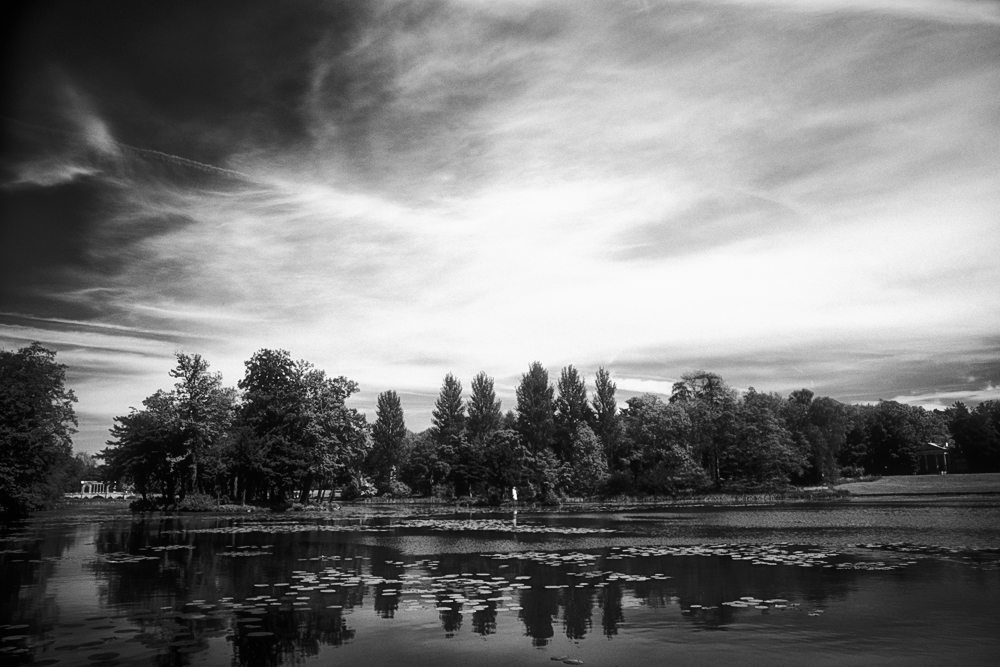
[915,442,953,474]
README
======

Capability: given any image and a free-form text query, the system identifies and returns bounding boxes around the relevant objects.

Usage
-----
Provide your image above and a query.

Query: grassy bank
[836,472,1000,496]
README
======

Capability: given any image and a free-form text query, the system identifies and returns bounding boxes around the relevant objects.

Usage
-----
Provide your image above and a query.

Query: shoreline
[51,472,1000,515]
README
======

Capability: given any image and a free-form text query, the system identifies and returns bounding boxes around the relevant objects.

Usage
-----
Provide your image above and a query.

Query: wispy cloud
[893,384,1000,411]
[710,0,1000,25]
[2,0,998,447]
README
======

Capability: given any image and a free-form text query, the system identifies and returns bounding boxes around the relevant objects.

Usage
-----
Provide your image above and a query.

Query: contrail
[2,115,254,182]
[115,143,252,181]
[0,310,213,340]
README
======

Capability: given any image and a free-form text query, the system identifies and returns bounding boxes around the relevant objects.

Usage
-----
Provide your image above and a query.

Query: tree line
[2,342,999,514]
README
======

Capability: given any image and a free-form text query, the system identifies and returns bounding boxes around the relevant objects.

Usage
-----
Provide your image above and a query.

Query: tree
[516,362,556,457]
[466,372,502,444]
[432,374,466,443]
[554,365,594,462]
[400,429,448,496]
[169,353,235,497]
[297,364,370,501]
[839,404,871,475]
[102,390,184,501]
[0,343,77,515]
[62,451,101,492]
[567,425,609,495]
[859,401,949,476]
[237,349,369,502]
[948,401,1000,472]
[431,373,473,494]
[806,396,848,482]
[369,390,407,493]
[592,367,622,470]
[724,389,805,488]
[514,362,561,499]
[669,371,738,483]
[221,425,270,504]
[482,429,533,500]
[781,389,815,481]
[670,371,734,406]
[619,394,705,494]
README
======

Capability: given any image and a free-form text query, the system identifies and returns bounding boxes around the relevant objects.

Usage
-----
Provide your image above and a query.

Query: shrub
[432,482,454,500]
[386,479,411,498]
[839,465,867,479]
[637,458,711,495]
[601,471,636,497]
[176,493,218,512]
[129,498,158,512]
[341,475,377,501]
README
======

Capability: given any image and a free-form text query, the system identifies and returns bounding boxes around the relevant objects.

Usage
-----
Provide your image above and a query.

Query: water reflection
[2,506,999,666]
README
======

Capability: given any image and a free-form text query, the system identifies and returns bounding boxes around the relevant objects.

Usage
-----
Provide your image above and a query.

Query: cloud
[2,0,998,447]
[892,384,1000,411]
[709,0,1000,25]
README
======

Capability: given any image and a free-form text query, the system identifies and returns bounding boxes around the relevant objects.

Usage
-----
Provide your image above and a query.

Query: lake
[2,498,999,667]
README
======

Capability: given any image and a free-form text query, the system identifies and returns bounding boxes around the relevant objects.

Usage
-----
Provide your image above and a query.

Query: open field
[838,473,1000,495]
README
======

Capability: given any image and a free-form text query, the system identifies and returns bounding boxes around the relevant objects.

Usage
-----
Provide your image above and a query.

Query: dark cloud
[3,0,368,162]
[0,117,243,321]
[0,176,106,318]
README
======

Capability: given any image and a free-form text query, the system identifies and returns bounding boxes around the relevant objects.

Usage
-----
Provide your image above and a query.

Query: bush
[839,465,867,479]
[176,493,218,512]
[385,479,411,498]
[341,475,377,501]
[129,498,158,512]
[637,459,711,495]
[601,471,636,497]
[432,482,454,500]
[271,499,293,512]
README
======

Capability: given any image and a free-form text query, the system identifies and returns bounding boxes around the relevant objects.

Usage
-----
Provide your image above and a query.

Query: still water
[2,500,999,667]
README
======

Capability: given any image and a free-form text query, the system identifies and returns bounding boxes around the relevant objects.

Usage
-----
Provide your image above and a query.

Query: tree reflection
[599,585,624,638]
[71,516,868,667]
[471,603,498,635]
[438,606,463,636]
[562,586,594,639]
[229,609,355,667]
[373,584,399,618]
[518,587,559,646]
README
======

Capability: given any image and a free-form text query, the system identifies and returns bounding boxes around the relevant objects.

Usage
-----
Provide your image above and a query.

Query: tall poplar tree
[554,365,594,461]
[432,373,475,494]
[432,373,466,444]
[466,371,502,444]
[370,390,407,492]
[516,362,555,457]
[592,367,622,468]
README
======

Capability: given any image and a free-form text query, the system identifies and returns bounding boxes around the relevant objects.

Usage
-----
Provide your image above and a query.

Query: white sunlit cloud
[893,384,1000,411]
[3,0,998,447]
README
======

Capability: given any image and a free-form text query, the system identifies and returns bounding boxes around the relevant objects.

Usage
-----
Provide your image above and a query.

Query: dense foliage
[389,367,992,499]
[0,343,77,515]
[102,349,369,505]
[0,341,975,509]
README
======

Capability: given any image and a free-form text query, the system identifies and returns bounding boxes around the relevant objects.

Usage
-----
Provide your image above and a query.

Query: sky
[2,0,999,454]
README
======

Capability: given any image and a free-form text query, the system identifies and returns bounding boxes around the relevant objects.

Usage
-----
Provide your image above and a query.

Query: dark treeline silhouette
[94,348,999,505]
[4,342,998,512]
[1,343,78,515]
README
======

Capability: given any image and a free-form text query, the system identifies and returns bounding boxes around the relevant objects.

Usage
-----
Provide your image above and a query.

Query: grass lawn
[838,472,1000,495]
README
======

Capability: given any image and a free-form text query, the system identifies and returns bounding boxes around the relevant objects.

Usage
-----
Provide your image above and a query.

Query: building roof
[915,442,951,456]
